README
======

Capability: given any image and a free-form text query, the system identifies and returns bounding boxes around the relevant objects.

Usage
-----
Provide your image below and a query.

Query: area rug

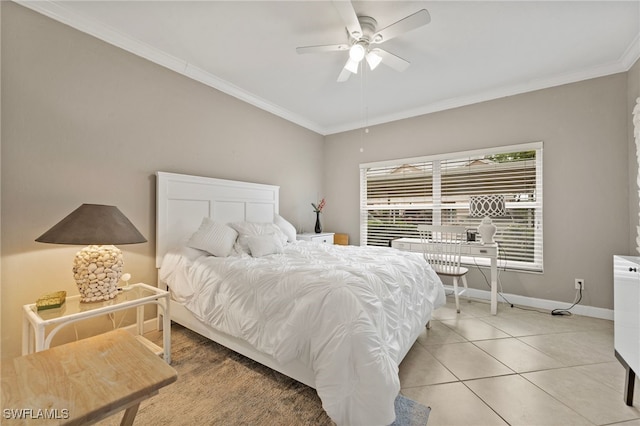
[97,324,430,425]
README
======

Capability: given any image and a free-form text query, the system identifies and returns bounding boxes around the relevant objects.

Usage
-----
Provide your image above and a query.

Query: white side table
[297,232,335,244]
[22,283,171,363]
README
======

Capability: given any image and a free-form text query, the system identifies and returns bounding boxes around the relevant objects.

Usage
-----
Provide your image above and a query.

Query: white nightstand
[297,232,335,244]
[22,283,171,363]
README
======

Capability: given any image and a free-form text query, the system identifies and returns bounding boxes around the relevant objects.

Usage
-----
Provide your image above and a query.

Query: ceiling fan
[296,1,430,82]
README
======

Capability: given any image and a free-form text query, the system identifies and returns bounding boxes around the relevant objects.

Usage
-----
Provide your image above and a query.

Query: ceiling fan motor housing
[352,16,378,44]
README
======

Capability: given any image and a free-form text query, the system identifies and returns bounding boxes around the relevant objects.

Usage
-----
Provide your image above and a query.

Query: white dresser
[297,232,334,244]
[614,255,640,406]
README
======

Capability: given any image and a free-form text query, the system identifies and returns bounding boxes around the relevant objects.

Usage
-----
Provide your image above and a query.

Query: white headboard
[156,172,279,268]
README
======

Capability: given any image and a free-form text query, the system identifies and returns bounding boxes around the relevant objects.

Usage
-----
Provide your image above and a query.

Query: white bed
[155,171,445,426]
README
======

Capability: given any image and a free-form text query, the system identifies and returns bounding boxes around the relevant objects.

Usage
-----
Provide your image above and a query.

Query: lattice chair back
[417,225,470,313]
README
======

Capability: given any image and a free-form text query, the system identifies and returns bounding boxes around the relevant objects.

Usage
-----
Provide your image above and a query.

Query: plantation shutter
[359,142,543,272]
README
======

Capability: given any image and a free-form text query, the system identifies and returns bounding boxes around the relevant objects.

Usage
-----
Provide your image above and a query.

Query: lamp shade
[366,50,383,70]
[468,195,506,218]
[35,204,146,246]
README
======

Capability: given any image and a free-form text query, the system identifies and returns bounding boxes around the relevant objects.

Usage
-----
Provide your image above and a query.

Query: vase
[314,211,322,233]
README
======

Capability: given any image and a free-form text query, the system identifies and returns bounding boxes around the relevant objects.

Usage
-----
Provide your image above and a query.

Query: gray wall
[323,74,630,311]
[1,2,324,359]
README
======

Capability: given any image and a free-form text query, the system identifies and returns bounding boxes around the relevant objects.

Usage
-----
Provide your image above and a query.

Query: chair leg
[453,277,460,313]
[462,275,469,304]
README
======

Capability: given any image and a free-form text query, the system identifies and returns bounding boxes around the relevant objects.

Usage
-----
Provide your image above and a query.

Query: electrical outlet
[575,278,584,290]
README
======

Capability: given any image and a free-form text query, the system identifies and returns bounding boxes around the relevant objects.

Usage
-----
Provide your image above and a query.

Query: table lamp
[36,204,146,302]
[469,195,506,244]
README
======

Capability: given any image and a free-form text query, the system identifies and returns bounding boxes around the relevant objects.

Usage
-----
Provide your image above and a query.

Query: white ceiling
[19,1,640,135]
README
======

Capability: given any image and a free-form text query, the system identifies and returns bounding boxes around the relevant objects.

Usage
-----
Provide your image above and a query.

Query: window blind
[360,142,543,272]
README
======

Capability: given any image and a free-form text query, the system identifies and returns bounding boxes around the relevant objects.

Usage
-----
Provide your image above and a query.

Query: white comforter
[160,241,445,426]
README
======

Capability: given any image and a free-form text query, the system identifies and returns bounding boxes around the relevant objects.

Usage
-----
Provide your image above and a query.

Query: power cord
[550,287,583,316]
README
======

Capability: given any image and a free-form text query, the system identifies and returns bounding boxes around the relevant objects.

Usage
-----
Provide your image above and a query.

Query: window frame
[359,141,543,272]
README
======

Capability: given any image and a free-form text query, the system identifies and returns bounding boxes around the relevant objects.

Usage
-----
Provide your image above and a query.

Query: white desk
[392,238,499,315]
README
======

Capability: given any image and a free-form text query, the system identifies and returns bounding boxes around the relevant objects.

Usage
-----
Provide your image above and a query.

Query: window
[359,142,543,272]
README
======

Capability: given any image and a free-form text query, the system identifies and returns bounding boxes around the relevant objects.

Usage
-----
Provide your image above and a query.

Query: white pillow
[247,234,284,257]
[187,217,238,257]
[230,222,288,253]
[274,214,296,243]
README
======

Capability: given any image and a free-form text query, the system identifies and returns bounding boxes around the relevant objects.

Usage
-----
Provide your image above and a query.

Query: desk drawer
[393,241,412,251]
[464,245,497,256]
[393,241,424,252]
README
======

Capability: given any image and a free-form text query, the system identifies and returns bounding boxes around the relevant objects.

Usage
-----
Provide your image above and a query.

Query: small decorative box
[36,291,67,311]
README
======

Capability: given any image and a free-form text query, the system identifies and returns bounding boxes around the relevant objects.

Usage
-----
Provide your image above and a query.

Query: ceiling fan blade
[376,49,411,72]
[296,44,349,54]
[337,67,352,82]
[332,0,363,40]
[371,9,431,44]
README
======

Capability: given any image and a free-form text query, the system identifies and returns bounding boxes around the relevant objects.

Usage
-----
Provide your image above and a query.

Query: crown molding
[620,31,640,71]
[326,53,637,135]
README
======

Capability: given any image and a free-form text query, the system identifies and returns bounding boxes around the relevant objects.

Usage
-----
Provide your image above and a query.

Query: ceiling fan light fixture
[349,43,366,62]
[344,58,360,74]
[366,50,382,70]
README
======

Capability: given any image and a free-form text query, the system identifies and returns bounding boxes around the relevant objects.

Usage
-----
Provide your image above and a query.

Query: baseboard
[447,285,614,320]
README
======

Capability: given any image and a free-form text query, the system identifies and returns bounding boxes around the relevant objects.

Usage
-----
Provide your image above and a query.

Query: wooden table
[1,329,177,425]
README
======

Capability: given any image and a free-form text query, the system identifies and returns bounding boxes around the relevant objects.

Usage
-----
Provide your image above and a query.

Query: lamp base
[477,217,497,244]
[73,245,123,302]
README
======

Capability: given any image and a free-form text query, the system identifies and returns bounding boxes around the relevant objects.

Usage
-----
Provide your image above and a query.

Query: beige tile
[465,374,593,425]
[449,298,497,318]
[523,367,640,424]
[431,302,473,321]
[518,329,615,366]
[565,314,614,332]
[612,420,640,426]
[416,320,467,347]
[401,382,508,426]
[440,317,511,341]
[572,361,640,398]
[399,299,628,426]
[399,341,458,388]
[474,337,564,373]
[425,342,513,380]
[434,295,506,318]
[478,310,588,336]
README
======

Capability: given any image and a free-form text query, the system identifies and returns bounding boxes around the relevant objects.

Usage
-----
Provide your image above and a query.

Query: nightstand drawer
[297,232,334,244]
[311,234,333,244]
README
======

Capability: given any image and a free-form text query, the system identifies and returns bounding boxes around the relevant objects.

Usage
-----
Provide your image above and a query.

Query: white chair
[417,225,469,313]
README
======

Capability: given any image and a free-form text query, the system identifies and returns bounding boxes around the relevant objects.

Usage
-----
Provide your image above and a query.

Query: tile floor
[399,296,640,426]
